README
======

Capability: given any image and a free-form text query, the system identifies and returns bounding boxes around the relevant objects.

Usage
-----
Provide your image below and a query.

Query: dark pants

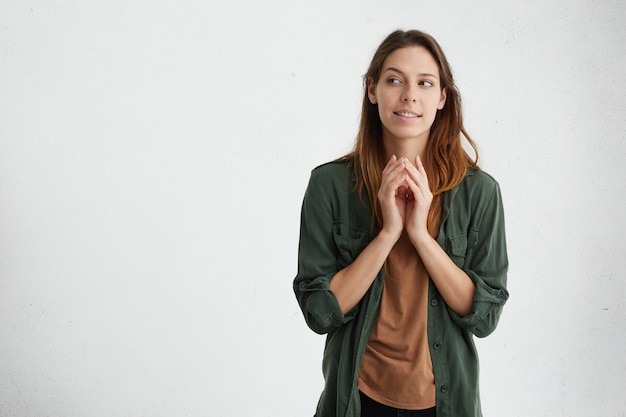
[360,391,436,417]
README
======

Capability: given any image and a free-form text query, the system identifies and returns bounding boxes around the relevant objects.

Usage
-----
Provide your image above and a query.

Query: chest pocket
[447,234,468,268]
[333,226,371,270]
[447,229,480,269]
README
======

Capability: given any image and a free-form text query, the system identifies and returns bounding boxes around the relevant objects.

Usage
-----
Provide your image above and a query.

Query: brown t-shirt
[358,232,436,410]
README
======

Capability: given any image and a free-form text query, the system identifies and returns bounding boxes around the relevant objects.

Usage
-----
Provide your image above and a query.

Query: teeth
[397,112,418,118]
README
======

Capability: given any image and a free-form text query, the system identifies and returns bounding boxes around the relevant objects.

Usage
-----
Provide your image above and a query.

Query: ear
[367,77,377,104]
[437,87,447,110]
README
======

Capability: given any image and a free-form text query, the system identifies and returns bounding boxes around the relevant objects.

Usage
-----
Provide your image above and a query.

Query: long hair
[343,29,478,233]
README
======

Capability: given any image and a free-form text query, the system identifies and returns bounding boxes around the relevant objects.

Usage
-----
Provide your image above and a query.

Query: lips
[394,111,421,118]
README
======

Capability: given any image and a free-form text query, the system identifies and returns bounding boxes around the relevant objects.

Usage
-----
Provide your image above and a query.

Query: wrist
[377,228,401,248]
[408,227,433,249]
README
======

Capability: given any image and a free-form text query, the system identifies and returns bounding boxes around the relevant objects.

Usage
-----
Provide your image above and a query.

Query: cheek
[377,88,398,106]
[377,106,388,123]
[375,93,392,116]
[428,96,444,112]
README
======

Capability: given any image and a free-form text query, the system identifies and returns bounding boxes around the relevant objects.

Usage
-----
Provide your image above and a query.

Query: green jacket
[293,160,509,417]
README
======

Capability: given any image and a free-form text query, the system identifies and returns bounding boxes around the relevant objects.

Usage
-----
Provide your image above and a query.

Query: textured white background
[1,0,625,416]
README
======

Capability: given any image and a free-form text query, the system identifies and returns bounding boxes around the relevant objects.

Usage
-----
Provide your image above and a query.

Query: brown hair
[343,29,478,232]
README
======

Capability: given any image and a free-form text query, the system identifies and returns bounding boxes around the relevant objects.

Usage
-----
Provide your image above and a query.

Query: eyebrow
[383,67,439,79]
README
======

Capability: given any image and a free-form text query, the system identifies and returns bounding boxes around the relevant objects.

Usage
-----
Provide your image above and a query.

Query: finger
[382,158,408,188]
[404,173,423,200]
[379,170,409,206]
[387,171,410,197]
[415,155,428,179]
[406,173,432,204]
[382,155,400,175]
[403,159,428,191]
[383,154,396,169]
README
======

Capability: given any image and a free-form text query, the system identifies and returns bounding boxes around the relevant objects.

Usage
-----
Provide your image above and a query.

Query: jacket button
[440,385,448,393]
[433,342,441,350]
[299,282,308,291]
[430,298,438,307]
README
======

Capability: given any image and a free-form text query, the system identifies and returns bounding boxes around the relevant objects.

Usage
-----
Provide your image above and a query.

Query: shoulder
[311,158,353,179]
[462,168,500,189]
[308,158,355,190]
[454,168,502,201]
[445,168,503,215]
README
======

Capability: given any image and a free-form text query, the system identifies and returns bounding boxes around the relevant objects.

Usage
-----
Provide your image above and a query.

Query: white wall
[1,0,624,416]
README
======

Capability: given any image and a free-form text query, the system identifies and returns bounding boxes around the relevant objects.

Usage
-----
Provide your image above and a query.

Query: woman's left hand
[403,155,433,241]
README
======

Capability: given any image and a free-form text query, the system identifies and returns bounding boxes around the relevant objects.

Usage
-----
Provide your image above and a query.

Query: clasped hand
[377,155,433,242]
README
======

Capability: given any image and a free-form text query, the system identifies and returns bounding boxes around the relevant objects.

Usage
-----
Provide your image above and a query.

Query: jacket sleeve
[449,181,509,338]
[293,170,358,334]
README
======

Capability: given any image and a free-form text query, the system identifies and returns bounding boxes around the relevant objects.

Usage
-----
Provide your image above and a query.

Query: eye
[419,80,435,87]
[387,77,402,85]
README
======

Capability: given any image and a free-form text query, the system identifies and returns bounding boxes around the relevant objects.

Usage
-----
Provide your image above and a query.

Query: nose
[401,85,417,103]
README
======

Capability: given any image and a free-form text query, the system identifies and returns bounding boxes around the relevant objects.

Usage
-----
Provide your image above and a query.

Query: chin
[396,130,429,141]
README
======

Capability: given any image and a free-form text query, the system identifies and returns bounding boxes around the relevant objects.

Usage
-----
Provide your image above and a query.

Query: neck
[383,134,427,165]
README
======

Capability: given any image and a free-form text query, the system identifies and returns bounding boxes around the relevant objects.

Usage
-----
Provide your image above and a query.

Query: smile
[394,111,420,118]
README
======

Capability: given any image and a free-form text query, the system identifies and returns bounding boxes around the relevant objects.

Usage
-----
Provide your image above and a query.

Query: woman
[293,29,508,417]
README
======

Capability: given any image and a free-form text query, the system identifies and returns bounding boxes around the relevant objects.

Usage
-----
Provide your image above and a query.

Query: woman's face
[368,46,447,145]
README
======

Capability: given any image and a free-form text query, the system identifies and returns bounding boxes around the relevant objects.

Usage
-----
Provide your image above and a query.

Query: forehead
[382,46,439,76]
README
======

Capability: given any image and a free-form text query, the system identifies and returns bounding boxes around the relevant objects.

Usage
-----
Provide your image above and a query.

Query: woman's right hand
[377,155,407,241]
